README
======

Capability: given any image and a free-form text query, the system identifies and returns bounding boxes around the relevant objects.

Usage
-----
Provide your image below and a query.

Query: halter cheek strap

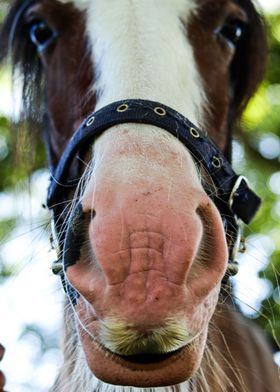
[46,99,261,296]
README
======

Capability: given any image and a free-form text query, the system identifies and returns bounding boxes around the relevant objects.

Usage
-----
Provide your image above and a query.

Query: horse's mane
[0,0,267,129]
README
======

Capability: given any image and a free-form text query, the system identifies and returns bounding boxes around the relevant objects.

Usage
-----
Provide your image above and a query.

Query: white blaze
[59,0,205,126]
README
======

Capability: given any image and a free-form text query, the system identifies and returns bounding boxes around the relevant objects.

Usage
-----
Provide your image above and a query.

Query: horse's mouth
[114,348,183,365]
[80,326,205,387]
[98,340,189,371]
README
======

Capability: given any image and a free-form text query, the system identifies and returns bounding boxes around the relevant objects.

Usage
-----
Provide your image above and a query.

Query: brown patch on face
[26,0,95,165]
[186,0,267,155]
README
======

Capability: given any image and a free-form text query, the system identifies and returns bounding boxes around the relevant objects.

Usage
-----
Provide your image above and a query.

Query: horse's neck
[210,303,280,392]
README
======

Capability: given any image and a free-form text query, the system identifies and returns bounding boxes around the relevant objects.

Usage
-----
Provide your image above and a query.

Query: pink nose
[66,181,227,328]
[65,125,228,327]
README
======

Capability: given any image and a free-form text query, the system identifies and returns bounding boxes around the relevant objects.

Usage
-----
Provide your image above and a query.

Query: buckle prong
[229,175,249,211]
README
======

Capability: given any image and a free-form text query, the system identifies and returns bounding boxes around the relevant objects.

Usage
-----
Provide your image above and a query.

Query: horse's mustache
[99,318,196,356]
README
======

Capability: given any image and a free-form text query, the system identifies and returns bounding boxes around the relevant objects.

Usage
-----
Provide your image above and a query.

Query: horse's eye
[218,21,245,47]
[29,21,57,52]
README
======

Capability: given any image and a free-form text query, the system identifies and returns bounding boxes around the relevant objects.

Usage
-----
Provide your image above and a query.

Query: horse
[0,0,279,391]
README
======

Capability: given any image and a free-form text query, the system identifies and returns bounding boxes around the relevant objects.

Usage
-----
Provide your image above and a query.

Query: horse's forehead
[53,0,204,123]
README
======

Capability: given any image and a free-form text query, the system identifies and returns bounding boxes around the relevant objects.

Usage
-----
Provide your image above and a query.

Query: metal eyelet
[212,156,222,168]
[117,104,129,112]
[86,116,95,127]
[189,127,200,138]
[154,107,166,116]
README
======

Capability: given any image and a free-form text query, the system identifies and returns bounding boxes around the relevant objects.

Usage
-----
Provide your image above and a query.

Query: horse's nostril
[63,204,95,270]
[86,209,96,220]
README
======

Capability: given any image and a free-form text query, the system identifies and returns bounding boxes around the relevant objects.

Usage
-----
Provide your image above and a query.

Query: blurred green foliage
[0,116,42,191]
[240,12,280,345]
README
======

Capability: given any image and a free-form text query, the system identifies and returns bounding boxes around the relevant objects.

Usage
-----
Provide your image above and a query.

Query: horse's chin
[79,327,207,387]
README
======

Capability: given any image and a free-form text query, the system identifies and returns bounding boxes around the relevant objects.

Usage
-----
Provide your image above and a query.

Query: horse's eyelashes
[29,20,57,53]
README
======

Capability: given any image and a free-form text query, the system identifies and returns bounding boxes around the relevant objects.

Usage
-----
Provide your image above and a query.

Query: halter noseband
[47,99,261,294]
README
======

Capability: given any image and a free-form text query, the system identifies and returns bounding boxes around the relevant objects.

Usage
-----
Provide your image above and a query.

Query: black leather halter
[47,99,261,292]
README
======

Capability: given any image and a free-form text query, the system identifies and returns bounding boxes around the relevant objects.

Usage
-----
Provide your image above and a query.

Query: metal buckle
[229,175,249,211]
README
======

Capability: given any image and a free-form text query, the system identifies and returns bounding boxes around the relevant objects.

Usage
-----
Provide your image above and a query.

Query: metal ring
[154,107,166,116]
[226,261,239,276]
[228,228,241,262]
[51,260,63,275]
[189,127,200,138]
[117,104,129,112]
[212,156,222,168]
[86,116,95,127]
[239,237,247,254]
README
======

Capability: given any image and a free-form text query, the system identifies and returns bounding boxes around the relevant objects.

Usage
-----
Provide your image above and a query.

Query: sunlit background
[0,0,280,391]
